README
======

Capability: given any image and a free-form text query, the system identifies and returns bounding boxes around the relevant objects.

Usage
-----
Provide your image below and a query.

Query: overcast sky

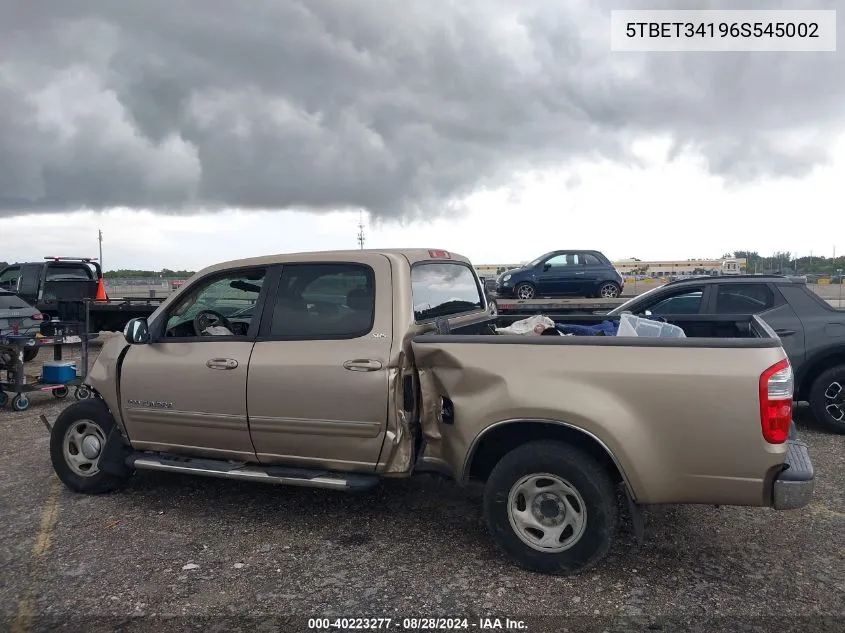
[1,0,843,270]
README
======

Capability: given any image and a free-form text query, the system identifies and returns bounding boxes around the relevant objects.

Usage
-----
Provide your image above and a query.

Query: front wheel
[12,394,30,411]
[598,282,621,298]
[23,348,39,363]
[809,365,845,434]
[483,441,618,575]
[514,283,536,300]
[50,399,131,494]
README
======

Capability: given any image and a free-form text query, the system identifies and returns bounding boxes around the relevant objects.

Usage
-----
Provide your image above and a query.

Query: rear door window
[411,262,484,321]
[268,263,375,338]
[715,284,775,314]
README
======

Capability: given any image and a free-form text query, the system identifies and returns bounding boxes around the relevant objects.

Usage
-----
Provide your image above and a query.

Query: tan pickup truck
[48,249,815,575]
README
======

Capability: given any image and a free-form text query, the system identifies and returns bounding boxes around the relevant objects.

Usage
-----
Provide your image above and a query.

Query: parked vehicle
[608,274,845,434]
[0,290,45,362]
[0,257,165,334]
[47,249,813,575]
[496,250,624,300]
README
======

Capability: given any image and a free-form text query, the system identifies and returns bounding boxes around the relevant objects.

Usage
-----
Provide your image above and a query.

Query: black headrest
[347,287,372,311]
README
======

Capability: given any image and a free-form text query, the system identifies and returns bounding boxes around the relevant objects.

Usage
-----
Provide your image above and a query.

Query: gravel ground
[0,346,843,633]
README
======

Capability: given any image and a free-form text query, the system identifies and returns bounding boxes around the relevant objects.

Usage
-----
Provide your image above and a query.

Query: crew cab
[48,250,814,575]
[609,275,845,434]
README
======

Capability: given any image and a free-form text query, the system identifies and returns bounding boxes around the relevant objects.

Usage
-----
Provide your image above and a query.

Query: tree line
[101,268,196,279]
[731,251,845,275]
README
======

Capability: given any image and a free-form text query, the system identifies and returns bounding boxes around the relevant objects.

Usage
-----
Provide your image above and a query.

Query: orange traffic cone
[95,277,109,302]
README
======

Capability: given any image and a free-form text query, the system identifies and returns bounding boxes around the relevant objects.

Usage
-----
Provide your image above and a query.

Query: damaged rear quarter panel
[410,337,789,506]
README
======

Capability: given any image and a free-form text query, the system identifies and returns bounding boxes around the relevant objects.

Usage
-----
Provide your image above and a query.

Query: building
[612,257,746,277]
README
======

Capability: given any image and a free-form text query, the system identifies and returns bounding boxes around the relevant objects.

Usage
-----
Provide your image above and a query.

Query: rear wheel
[50,399,130,493]
[514,283,536,300]
[598,282,621,298]
[809,365,845,434]
[483,441,618,575]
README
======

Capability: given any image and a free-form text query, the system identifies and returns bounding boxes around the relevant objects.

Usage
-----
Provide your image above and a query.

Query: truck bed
[452,313,777,342]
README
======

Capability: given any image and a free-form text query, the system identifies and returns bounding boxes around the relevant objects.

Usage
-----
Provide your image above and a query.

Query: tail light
[759,358,793,444]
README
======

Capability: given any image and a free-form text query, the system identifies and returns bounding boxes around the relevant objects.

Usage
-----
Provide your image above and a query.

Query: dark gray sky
[1,0,842,220]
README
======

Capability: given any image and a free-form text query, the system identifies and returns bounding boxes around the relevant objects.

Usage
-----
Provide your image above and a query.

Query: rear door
[713,282,806,367]
[247,255,393,472]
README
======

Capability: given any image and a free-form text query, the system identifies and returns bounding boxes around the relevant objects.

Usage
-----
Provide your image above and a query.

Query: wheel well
[466,421,625,487]
[796,353,845,401]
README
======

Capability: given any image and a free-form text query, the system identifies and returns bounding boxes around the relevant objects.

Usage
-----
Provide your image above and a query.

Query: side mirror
[543,264,552,272]
[124,317,151,345]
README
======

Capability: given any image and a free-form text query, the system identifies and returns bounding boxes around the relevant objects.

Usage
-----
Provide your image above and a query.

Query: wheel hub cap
[824,381,844,421]
[507,473,587,553]
[81,435,102,459]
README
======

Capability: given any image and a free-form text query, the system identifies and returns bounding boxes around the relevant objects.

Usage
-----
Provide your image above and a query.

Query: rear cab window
[411,261,484,322]
[45,264,96,281]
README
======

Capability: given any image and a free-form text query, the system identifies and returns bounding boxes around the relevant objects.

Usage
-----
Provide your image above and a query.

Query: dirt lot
[1,346,843,633]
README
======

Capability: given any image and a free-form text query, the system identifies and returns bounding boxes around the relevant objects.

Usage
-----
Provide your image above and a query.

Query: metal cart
[0,299,95,411]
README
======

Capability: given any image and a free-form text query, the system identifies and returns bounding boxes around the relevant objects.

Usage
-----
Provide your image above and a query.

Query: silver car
[0,290,43,362]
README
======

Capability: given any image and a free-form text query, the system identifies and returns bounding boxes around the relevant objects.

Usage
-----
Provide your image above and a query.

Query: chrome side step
[127,454,379,491]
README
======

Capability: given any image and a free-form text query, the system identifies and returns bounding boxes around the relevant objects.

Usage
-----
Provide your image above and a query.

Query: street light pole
[98,229,103,270]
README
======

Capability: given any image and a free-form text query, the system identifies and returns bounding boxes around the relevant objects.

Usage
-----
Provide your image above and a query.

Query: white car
[0,290,44,362]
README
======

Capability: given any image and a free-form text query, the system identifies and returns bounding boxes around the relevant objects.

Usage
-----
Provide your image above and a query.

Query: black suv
[609,275,845,434]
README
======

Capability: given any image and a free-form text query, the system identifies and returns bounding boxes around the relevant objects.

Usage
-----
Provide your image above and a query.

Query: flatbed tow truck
[0,257,165,334]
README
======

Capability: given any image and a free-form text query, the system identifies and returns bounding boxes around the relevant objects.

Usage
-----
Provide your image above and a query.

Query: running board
[127,454,379,491]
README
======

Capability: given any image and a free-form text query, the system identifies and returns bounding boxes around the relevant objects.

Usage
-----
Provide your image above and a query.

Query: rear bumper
[772,439,814,510]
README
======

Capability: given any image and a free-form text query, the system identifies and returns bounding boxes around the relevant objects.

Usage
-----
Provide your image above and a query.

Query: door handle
[343,359,383,372]
[206,358,238,370]
[774,329,796,337]
[574,272,585,275]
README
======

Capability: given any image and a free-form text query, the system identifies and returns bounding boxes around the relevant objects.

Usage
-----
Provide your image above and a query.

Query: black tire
[53,386,69,399]
[50,399,130,494]
[23,347,39,363]
[808,365,845,434]
[514,282,536,300]
[598,282,621,299]
[483,441,618,575]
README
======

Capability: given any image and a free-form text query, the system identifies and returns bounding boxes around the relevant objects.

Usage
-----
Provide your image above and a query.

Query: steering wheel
[193,309,234,336]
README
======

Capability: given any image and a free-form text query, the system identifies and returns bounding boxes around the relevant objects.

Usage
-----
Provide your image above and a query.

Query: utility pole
[98,229,103,270]
[356,211,366,250]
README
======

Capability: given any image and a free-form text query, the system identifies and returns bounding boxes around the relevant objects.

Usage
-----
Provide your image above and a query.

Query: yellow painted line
[11,477,61,633]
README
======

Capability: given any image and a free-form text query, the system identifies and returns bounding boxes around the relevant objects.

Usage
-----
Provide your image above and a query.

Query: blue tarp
[554,320,619,336]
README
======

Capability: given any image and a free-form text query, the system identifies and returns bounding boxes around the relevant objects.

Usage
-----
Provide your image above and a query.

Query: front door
[537,253,582,295]
[247,256,393,472]
[119,265,271,461]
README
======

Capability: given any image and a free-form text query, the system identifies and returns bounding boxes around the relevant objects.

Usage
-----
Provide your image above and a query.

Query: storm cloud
[0,0,842,219]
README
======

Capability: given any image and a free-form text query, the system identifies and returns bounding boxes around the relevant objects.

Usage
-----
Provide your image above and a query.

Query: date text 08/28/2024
[307,617,527,631]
